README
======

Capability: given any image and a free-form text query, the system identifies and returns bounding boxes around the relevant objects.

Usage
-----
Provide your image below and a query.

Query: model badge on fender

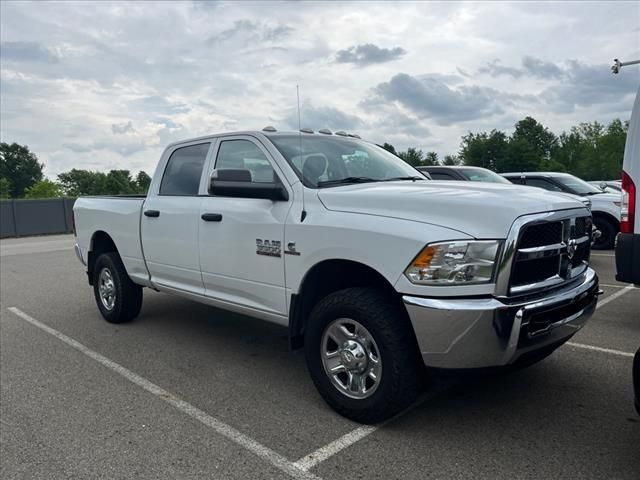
[256,239,281,257]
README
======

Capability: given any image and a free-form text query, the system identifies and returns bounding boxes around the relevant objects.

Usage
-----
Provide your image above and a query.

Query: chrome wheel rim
[98,267,116,311]
[321,318,382,399]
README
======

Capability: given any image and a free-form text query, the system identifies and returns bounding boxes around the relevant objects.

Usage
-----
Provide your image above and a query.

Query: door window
[430,172,457,180]
[524,178,564,192]
[159,143,210,195]
[215,140,277,183]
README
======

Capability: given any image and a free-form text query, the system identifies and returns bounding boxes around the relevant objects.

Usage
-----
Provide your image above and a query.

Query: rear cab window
[159,143,210,195]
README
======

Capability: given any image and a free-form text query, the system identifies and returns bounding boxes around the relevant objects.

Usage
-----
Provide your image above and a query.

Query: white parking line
[294,425,377,471]
[566,342,634,358]
[6,307,322,480]
[596,284,636,309]
[599,283,631,288]
[293,390,439,472]
[591,253,615,257]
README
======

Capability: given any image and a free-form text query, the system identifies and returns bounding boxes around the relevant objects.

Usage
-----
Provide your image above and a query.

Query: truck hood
[317,181,587,238]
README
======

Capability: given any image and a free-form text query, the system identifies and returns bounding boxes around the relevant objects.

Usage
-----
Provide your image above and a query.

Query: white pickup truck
[74,129,600,422]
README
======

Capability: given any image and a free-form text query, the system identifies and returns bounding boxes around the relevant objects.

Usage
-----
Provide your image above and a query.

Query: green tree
[424,151,439,166]
[58,169,108,196]
[0,143,44,197]
[0,178,10,199]
[135,171,152,193]
[512,117,557,162]
[104,170,136,195]
[459,130,508,171]
[24,179,62,199]
[380,143,398,155]
[398,147,425,167]
[504,138,540,172]
[442,155,460,166]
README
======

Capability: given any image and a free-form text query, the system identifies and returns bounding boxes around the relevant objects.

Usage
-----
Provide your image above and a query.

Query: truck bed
[74,196,150,286]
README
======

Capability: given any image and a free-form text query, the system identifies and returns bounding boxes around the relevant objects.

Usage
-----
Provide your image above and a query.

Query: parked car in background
[421,166,594,214]
[502,172,621,249]
[588,180,622,194]
[417,165,512,184]
[73,128,600,423]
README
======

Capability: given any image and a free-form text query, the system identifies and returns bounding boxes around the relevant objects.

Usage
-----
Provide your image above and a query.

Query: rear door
[141,142,212,294]
[198,136,291,316]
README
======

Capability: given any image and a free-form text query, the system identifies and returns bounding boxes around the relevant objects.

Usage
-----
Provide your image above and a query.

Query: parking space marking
[6,307,322,480]
[293,390,439,472]
[293,425,377,471]
[595,284,636,309]
[566,342,634,358]
[591,253,615,257]
[599,283,631,288]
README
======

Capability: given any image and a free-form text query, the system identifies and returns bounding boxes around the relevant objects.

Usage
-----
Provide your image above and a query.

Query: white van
[615,86,640,284]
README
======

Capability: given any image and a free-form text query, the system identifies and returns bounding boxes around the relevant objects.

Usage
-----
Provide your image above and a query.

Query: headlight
[404,240,501,285]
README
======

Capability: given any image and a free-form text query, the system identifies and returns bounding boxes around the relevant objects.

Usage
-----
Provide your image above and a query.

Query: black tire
[304,287,421,423]
[592,215,617,250]
[93,252,142,323]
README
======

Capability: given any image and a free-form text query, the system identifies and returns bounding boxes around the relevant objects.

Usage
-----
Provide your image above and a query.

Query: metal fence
[0,198,76,238]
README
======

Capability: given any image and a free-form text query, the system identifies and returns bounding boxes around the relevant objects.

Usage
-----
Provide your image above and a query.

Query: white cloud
[0,0,638,177]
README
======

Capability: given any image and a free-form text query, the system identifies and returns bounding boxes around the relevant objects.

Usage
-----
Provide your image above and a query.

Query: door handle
[201,213,223,222]
[144,210,160,218]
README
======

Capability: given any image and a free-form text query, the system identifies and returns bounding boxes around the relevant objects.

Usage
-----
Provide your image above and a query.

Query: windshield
[459,168,511,184]
[267,135,423,188]
[554,174,603,195]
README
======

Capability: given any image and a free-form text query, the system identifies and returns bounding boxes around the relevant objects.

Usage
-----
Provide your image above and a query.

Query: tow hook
[591,229,602,245]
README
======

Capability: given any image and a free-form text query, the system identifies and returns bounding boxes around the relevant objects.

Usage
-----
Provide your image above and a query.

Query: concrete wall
[0,198,76,238]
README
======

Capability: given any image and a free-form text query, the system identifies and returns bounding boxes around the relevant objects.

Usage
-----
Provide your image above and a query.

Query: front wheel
[93,252,143,323]
[592,216,617,250]
[304,287,421,423]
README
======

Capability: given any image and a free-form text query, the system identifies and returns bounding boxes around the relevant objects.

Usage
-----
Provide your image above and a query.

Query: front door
[198,137,291,316]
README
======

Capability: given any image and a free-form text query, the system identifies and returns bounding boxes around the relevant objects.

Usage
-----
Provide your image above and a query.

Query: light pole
[611,58,640,74]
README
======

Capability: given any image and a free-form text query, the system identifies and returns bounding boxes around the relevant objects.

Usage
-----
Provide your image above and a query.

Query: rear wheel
[304,287,421,423]
[93,252,143,323]
[592,216,617,250]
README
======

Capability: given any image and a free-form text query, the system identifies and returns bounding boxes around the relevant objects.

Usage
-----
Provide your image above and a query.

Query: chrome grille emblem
[566,238,577,260]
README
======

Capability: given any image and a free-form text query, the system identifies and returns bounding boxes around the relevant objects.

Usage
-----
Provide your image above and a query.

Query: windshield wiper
[317,177,380,187]
[381,176,425,182]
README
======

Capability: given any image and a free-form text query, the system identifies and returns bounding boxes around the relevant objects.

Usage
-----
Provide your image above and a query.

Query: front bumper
[403,267,599,369]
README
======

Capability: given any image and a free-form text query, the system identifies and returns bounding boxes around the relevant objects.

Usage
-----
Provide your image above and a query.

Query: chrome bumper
[74,242,86,266]
[403,267,599,369]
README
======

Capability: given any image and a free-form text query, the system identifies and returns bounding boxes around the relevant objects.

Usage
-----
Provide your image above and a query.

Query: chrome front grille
[509,215,592,295]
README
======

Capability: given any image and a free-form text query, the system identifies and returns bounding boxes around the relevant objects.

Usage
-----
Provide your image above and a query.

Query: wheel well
[592,211,619,229]
[288,259,400,350]
[87,231,118,285]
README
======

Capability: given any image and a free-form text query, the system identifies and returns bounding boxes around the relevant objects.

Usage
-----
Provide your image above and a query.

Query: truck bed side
[74,196,151,287]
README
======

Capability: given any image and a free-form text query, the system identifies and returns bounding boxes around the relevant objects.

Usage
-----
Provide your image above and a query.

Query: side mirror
[599,182,607,191]
[209,169,289,201]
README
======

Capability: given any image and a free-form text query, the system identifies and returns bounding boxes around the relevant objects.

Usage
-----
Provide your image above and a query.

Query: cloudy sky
[1,1,639,177]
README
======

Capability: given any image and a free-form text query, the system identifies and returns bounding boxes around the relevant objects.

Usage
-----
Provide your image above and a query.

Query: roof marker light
[262,126,277,132]
[335,131,348,136]
[318,129,332,135]
[300,128,314,134]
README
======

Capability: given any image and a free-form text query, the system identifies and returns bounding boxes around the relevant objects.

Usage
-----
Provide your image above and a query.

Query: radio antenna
[296,84,307,222]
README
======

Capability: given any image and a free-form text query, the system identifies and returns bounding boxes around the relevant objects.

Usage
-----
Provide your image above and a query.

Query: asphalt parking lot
[1,235,638,479]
